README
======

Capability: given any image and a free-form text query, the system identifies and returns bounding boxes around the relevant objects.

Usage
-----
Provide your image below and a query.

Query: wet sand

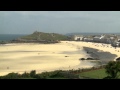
[83,47,117,64]
[67,41,120,61]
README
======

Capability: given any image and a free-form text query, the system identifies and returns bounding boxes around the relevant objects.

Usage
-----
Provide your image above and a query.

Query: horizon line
[1,32,120,35]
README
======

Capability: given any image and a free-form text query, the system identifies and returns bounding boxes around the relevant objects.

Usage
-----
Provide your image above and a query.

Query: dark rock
[86,58,94,60]
[86,51,89,53]
[116,57,120,60]
[80,58,86,60]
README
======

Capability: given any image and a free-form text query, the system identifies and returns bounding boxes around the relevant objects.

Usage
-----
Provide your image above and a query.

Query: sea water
[0,34,27,41]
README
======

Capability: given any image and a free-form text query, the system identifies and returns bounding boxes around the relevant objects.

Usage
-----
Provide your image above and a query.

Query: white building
[74,35,84,41]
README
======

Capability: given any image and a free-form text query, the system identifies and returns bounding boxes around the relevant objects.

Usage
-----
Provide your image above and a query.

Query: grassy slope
[79,69,107,79]
[20,32,69,41]
[78,68,120,79]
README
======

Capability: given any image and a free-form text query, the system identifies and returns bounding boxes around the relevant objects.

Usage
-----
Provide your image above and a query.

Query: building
[74,35,84,41]
[83,36,94,42]
[93,35,101,42]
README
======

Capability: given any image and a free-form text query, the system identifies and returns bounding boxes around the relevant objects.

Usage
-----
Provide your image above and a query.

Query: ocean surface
[0,34,27,41]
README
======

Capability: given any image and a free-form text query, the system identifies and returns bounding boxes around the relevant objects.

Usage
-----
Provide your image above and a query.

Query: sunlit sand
[0,41,119,76]
[0,42,94,76]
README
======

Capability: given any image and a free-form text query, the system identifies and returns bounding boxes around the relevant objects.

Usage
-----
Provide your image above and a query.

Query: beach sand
[0,41,119,76]
[69,41,120,58]
[0,42,94,76]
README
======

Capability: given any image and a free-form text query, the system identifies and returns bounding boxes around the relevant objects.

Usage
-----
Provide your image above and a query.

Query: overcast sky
[1,11,120,34]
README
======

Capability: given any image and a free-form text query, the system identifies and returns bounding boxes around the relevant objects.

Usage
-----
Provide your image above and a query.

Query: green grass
[20,31,69,41]
[79,69,107,79]
[18,78,36,79]
[47,77,69,79]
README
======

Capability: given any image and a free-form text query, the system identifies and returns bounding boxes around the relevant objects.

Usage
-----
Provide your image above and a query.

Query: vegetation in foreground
[104,61,120,79]
[79,61,120,79]
[79,68,107,79]
[0,70,78,79]
[0,66,106,79]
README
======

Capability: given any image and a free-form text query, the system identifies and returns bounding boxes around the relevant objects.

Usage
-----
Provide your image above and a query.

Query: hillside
[19,31,70,41]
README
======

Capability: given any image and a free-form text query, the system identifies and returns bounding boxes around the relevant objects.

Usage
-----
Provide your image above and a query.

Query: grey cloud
[0,11,120,34]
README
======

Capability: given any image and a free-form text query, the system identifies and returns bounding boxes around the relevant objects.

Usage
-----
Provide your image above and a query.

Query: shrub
[2,72,20,79]
[30,70,36,78]
[105,61,120,79]
[21,72,31,78]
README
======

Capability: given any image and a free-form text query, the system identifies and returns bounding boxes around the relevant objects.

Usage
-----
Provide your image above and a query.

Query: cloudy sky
[0,11,120,34]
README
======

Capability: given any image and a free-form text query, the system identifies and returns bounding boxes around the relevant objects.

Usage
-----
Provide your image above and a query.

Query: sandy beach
[67,41,120,60]
[0,41,119,76]
[0,42,93,76]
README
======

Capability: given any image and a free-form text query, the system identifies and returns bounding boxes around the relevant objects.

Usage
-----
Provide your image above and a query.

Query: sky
[0,11,120,34]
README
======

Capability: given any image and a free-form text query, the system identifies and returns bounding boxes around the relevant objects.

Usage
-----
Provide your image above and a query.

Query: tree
[3,72,20,79]
[22,71,30,78]
[105,61,120,79]
[30,70,36,78]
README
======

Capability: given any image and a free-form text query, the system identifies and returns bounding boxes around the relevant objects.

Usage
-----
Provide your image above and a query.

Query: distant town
[74,34,120,47]
[1,31,120,48]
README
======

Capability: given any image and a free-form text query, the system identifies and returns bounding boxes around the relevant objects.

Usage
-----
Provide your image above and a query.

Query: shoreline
[0,42,94,76]
[66,41,120,61]
[83,47,117,64]
[0,41,120,76]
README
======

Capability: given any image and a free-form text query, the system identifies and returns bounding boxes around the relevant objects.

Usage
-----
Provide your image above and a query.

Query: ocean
[0,34,27,41]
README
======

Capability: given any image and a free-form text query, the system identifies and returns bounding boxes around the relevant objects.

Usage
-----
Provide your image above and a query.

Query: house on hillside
[99,35,107,43]
[74,35,84,41]
[115,35,120,47]
[117,35,120,42]
[93,35,101,42]
[109,35,119,47]
[98,34,117,44]
[83,36,94,42]
[101,35,111,44]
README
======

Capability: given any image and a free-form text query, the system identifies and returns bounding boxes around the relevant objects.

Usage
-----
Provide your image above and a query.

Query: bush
[30,70,36,78]
[2,72,20,79]
[105,61,120,79]
[21,72,31,78]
